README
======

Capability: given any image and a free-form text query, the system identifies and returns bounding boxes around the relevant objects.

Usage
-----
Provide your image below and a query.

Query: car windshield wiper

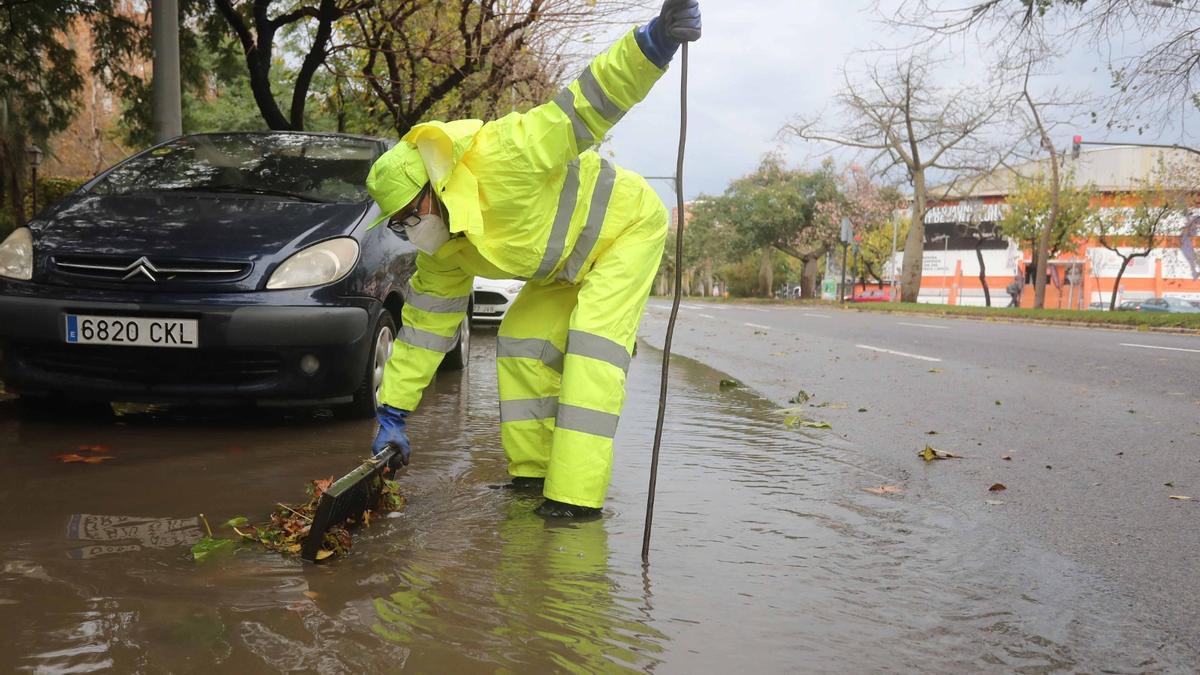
[158,184,331,203]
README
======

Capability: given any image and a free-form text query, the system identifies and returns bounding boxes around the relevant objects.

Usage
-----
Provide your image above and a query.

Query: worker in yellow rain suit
[367,0,701,519]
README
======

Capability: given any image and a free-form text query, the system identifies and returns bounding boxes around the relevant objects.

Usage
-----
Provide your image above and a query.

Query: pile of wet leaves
[191,477,405,563]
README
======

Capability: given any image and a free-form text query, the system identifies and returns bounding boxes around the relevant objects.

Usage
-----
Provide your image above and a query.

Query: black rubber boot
[534,499,602,520]
[489,476,545,491]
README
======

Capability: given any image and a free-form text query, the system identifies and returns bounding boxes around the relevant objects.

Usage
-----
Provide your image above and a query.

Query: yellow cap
[366,141,429,229]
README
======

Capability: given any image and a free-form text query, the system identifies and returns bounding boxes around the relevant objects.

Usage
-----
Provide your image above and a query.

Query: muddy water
[0,332,1193,673]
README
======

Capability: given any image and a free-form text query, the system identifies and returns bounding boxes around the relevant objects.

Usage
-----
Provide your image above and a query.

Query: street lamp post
[25,144,43,215]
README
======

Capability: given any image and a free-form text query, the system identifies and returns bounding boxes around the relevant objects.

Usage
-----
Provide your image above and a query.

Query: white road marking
[745,322,771,330]
[856,344,943,362]
[801,313,830,318]
[1120,343,1200,354]
[698,313,715,319]
[898,321,948,330]
[741,307,770,313]
[680,303,708,310]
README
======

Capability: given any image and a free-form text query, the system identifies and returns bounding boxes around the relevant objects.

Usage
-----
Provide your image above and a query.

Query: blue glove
[372,404,411,470]
[635,0,701,68]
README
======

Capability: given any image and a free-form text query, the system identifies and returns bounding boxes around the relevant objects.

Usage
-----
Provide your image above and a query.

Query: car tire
[342,311,396,419]
[439,310,471,372]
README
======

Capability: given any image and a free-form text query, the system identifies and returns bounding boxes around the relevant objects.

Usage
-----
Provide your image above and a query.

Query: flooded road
[0,331,1193,673]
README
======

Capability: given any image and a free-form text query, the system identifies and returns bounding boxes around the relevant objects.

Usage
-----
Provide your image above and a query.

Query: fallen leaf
[1168,495,1193,501]
[864,485,903,495]
[77,444,111,453]
[223,516,250,529]
[928,368,944,374]
[857,407,868,413]
[788,390,811,405]
[925,430,938,435]
[994,400,1001,406]
[1001,455,1012,461]
[919,445,959,461]
[1164,482,1175,487]
[718,378,742,391]
[191,537,235,563]
[303,591,319,599]
[785,416,831,430]
[988,483,1007,492]
[1045,465,1053,470]
[315,549,334,560]
[55,453,114,464]
[984,500,1005,506]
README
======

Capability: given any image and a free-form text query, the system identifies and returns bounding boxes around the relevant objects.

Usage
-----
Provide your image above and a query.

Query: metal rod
[642,42,687,564]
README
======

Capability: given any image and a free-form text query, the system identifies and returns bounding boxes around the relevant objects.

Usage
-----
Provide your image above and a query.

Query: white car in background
[472,278,525,323]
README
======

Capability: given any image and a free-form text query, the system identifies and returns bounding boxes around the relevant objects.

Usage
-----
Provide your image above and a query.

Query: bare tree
[782,53,1007,302]
[351,0,642,136]
[957,198,1002,306]
[887,0,1200,131]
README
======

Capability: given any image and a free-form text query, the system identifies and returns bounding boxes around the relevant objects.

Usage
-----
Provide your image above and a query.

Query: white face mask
[390,189,450,255]
[405,211,451,255]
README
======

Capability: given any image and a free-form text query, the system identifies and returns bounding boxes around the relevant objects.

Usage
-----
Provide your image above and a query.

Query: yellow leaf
[1168,495,1192,501]
[315,549,334,560]
[285,543,301,554]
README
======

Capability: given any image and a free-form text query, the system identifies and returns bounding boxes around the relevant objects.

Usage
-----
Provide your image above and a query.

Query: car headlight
[0,227,33,281]
[266,237,359,290]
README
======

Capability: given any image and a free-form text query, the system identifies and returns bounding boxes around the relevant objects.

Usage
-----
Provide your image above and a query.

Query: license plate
[65,314,198,348]
[475,304,502,314]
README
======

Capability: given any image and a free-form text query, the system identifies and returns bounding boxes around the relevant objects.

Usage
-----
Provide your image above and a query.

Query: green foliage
[715,154,840,258]
[998,171,1095,258]
[1,176,87,232]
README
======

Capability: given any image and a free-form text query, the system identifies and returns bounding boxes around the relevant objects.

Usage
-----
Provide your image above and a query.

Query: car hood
[34,192,371,260]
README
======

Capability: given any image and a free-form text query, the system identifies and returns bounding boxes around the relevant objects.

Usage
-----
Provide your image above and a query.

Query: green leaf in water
[718,378,742,391]
[191,537,235,563]
[223,516,249,529]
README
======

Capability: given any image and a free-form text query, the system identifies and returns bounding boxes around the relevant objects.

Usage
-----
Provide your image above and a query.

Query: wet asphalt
[641,298,1200,657]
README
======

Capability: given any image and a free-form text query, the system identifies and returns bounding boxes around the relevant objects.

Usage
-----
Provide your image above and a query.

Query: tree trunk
[976,241,991,307]
[702,259,713,297]
[900,169,927,302]
[759,246,773,297]
[1109,256,1132,310]
[800,256,820,298]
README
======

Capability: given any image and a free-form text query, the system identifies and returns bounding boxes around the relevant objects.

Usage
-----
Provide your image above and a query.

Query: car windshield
[88,133,382,203]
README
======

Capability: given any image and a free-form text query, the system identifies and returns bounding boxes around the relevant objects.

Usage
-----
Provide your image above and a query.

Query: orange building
[896,146,1200,308]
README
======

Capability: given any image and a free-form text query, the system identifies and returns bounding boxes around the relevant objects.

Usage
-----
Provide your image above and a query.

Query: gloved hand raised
[655,0,702,44]
[372,404,411,471]
[636,0,701,68]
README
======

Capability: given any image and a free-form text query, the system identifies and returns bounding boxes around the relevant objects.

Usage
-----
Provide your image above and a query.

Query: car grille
[17,344,282,386]
[52,255,252,284]
[473,291,509,306]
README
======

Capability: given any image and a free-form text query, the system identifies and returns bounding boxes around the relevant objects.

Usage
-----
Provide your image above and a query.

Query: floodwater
[0,331,1193,673]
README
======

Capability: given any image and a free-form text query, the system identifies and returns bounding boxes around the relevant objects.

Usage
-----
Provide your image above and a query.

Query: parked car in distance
[472,278,525,323]
[1116,300,1144,311]
[849,288,893,302]
[1138,297,1200,313]
[0,131,470,417]
[1088,301,1109,311]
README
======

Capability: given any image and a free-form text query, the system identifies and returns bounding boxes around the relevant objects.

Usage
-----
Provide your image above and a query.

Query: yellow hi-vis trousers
[496,174,666,509]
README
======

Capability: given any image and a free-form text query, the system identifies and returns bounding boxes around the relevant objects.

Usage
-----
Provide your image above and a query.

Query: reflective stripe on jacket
[377,28,667,412]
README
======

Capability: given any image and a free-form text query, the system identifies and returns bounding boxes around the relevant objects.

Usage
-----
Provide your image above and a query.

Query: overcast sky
[594,0,1200,206]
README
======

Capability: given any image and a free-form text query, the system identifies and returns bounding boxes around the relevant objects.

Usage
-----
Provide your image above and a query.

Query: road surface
[640,299,1200,653]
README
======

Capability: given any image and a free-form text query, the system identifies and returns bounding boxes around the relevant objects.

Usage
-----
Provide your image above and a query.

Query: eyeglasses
[387,186,429,231]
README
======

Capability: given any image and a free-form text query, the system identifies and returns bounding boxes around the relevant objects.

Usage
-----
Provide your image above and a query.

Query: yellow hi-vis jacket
[378,29,667,412]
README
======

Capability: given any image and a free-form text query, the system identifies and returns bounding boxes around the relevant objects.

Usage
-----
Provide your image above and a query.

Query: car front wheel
[342,311,396,419]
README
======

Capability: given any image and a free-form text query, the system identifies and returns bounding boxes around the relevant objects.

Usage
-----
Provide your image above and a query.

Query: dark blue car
[0,132,470,417]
